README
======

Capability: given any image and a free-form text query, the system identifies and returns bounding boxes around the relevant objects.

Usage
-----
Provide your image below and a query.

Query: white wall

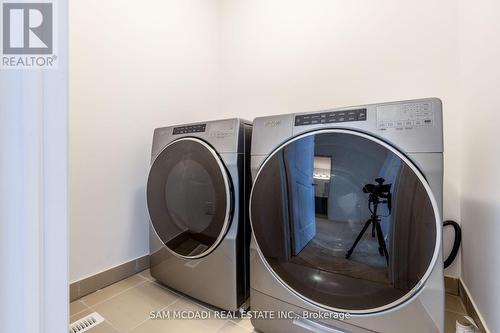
[71,0,478,285]
[458,0,500,331]
[69,0,221,282]
[219,0,462,276]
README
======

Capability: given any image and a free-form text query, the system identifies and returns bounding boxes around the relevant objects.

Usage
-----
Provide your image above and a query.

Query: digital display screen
[295,108,367,126]
[172,124,206,135]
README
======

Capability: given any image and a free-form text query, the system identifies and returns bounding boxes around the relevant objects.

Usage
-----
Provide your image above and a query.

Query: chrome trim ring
[249,128,442,315]
[147,137,233,260]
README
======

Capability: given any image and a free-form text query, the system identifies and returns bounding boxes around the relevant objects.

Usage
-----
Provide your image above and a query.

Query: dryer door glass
[250,131,439,312]
[147,138,232,259]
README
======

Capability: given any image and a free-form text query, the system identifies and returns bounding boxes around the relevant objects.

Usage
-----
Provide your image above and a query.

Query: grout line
[84,290,177,333]
[458,278,490,333]
[137,270,155,282]
[77,275,245,333]
[229,319,254,332]
[152,280,193,300]
[70,300,91,319]
[86,271,148,298]
[82,280,149,308]
[84,302,122,333]
[222,321,254,333]
[70,309,90,320]
[124,298,181,333]
[149,282,233,333]
[136,283,230,332]
[446,308,468,316]
[80,278,149,308]
[152,281,252,332]
[152,280,227,314]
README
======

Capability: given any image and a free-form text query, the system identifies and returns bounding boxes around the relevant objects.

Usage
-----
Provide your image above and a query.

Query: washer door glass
[250,131,439,312]
[147,138,232,259]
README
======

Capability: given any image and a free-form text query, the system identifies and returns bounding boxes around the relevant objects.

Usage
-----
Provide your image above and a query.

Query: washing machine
[249,98,444,332]
[147,118,252,311]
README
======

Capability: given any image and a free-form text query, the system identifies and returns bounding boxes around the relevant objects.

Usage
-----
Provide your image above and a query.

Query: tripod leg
[346,219,372,259]
[375,222,389,265]
[371,222,375,237]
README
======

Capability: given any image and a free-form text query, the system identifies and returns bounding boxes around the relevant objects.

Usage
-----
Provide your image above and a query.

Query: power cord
[443,220,462,269]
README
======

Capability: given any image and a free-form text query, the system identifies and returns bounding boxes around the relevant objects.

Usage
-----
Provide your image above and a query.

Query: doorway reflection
[251,132,437,310]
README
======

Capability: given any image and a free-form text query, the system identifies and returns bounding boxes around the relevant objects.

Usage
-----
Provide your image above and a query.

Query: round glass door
[147,138,232,259]
[250,130,439,313]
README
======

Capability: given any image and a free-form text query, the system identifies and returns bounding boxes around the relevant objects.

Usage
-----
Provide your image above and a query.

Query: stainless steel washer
[147,118,252,311]
[249,98,444,332]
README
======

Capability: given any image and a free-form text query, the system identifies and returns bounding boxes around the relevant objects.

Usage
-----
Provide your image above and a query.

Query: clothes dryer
[250,99,444,332]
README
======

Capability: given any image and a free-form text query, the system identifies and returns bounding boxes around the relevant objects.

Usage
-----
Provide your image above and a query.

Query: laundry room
[1,1,499,333]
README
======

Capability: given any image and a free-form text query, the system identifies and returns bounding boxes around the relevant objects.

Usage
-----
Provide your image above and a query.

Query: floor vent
[69,312,104,333]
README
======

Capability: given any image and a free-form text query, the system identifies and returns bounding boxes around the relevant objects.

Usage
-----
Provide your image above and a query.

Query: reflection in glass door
[147,138,232,259]
[251,131,438,311]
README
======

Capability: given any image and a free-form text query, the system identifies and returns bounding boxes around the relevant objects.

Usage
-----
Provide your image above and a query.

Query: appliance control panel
[295,108,367,126]
[172,124,206,135]
[209,121,236,138]
[377,101,434,131]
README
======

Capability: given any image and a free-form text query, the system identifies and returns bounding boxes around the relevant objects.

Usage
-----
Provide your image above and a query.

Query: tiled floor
[445,293,469,333]
[70,270,254,333]
[70,270,468,333]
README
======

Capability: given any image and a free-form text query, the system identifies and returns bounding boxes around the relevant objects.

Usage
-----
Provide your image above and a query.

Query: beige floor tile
[70,309,119,333]
[217,321,253,333]
[230,317,254,331]
[70,300,89,316]
[70,308,94,324]
[445,310,465,333]
[129,317,208,333]
[81,274,146,307]
[446,294,467,314]
[167,298,228,332]
[87,321,120,333]
[138,269,154,281]
[92,281,179,332]
[69,306,120,333]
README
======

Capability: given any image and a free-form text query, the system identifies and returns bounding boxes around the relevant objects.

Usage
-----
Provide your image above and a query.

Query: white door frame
[0,1,68,332]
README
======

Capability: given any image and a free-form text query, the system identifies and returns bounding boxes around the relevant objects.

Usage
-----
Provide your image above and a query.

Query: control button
[405,121,412,126]
[396,121,404,127]
[295,108,367,126]
[424,119,433,125]
[386,122,394,128]
[414,120,423,126]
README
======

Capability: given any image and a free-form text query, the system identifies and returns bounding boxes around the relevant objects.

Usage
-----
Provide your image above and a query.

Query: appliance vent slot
[69,312,104,333]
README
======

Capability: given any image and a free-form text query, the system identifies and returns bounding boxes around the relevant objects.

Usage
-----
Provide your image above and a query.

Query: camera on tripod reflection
[346,177,393,262]
[362,177,392,213]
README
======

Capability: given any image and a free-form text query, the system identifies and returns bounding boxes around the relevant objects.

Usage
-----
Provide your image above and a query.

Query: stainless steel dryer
[147,118,252,311]
[250,98,444,332]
